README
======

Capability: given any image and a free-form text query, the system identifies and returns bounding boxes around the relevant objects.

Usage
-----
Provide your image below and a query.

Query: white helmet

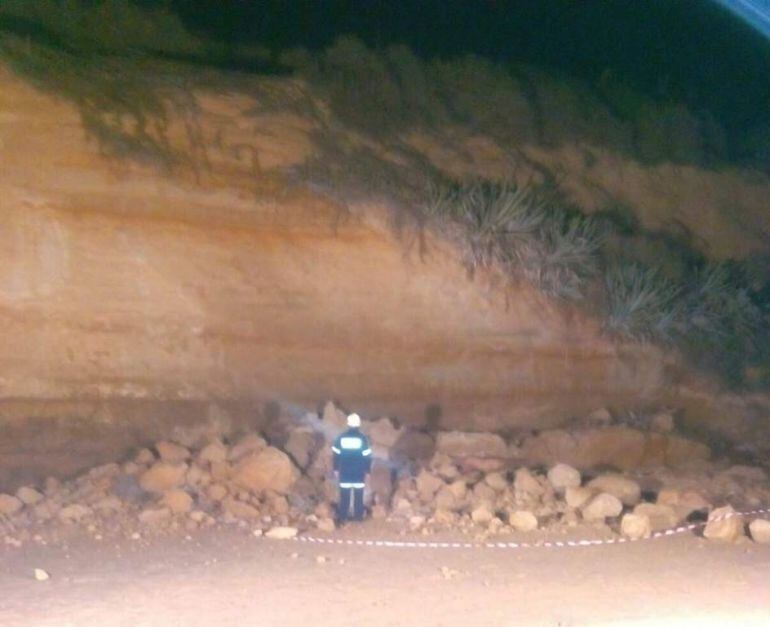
[347,413,361,428]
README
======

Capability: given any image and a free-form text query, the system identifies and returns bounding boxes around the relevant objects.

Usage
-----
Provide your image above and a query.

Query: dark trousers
[337,486,365,521]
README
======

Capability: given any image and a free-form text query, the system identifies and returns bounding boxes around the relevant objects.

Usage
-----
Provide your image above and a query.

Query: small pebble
[34,569,50,582]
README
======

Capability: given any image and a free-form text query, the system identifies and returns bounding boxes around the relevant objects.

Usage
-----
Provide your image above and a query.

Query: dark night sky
[160,0,770,135]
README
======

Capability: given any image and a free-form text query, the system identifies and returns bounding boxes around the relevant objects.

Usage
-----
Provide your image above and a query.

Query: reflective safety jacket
[331,428,372,486]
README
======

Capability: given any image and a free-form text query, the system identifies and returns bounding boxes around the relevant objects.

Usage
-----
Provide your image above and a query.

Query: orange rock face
[0,67,767,488]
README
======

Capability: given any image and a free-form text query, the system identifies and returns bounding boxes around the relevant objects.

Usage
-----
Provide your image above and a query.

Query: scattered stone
[265,526,298,540]
[139,462,187,494]
[315,555,327,564]
[703,505,744,543]
[621,513,652,540]
[587,474,641,506]
[748,519,770,544]
[198,440,228,464]
[509,510,538,532]
[162,490,193,514]
[229,433,268,462]
[547,463,581,492]
[436,431,508,459]
[16,486,44,506]
[157,441,191,464]
[0,494,24,515]
[565,486,595,509]
[582,493,623,521]
[656,489,711,521]
[232,447,299,494]
[317,517,335,533]
[34,568,50,582]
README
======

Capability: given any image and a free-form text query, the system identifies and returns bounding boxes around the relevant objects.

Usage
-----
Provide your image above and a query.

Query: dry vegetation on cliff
[1,2,768,388]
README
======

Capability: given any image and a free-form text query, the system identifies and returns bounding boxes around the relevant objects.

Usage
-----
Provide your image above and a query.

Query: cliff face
[0,67,768,486]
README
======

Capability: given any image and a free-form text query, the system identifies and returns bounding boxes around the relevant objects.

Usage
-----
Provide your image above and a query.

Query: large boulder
[435,431,507,459]
[520,427,709,471]
[703,505,744,543]
[749,519,770,544]
[621,513,652,539]
[416,469,444,503]
[231,447,299,494]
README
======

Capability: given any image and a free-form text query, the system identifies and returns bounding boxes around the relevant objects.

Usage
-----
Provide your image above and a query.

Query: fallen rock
[284,427,318,469]
[632,503,679,531]
[585,408,613,426]
[317,517,335,533]
[162,490,194,514]
[509,510,538,532]
[514,468,544,497]
[222,497,259,520]
[368,460,394,504]
[416,469,444,502]
[232,447,299,494]
[155,441,191,463]
[265,526,298,540]
[748,519,770,544]
[134,448,156,465]
[198,440,228,464]
[365,417,403,458]
[582,493,623,521]
[320,402,348,444]
[484,472,508,492]
[621,513,652,540]
[391,430,435,463]
[229,433,268,462]
[58,504,92,523]
[703,505,744,543]
[139,462,188,493]
[16,486,44,506]
[471,504,494,525]
[565,486,595,509]
[650,411,675,433]
[138,507,171,525]
[34,568,50,582]
[587,474,641,506]
[656,489,711,521]
[472,482,497,506]
[436,431,507,459]
[547,463,581,492]
[0,494,24,515]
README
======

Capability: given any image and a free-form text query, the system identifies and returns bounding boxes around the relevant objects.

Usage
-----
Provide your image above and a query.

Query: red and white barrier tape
[289,507,770,550]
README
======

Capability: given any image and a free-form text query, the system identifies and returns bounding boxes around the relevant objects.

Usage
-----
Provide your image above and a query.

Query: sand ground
[1,521,769,626]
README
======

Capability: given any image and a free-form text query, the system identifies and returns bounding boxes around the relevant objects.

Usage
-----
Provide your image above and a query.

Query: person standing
[331,413,372,522]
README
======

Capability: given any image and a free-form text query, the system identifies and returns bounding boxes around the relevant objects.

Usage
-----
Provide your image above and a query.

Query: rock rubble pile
[1,402,769,547]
